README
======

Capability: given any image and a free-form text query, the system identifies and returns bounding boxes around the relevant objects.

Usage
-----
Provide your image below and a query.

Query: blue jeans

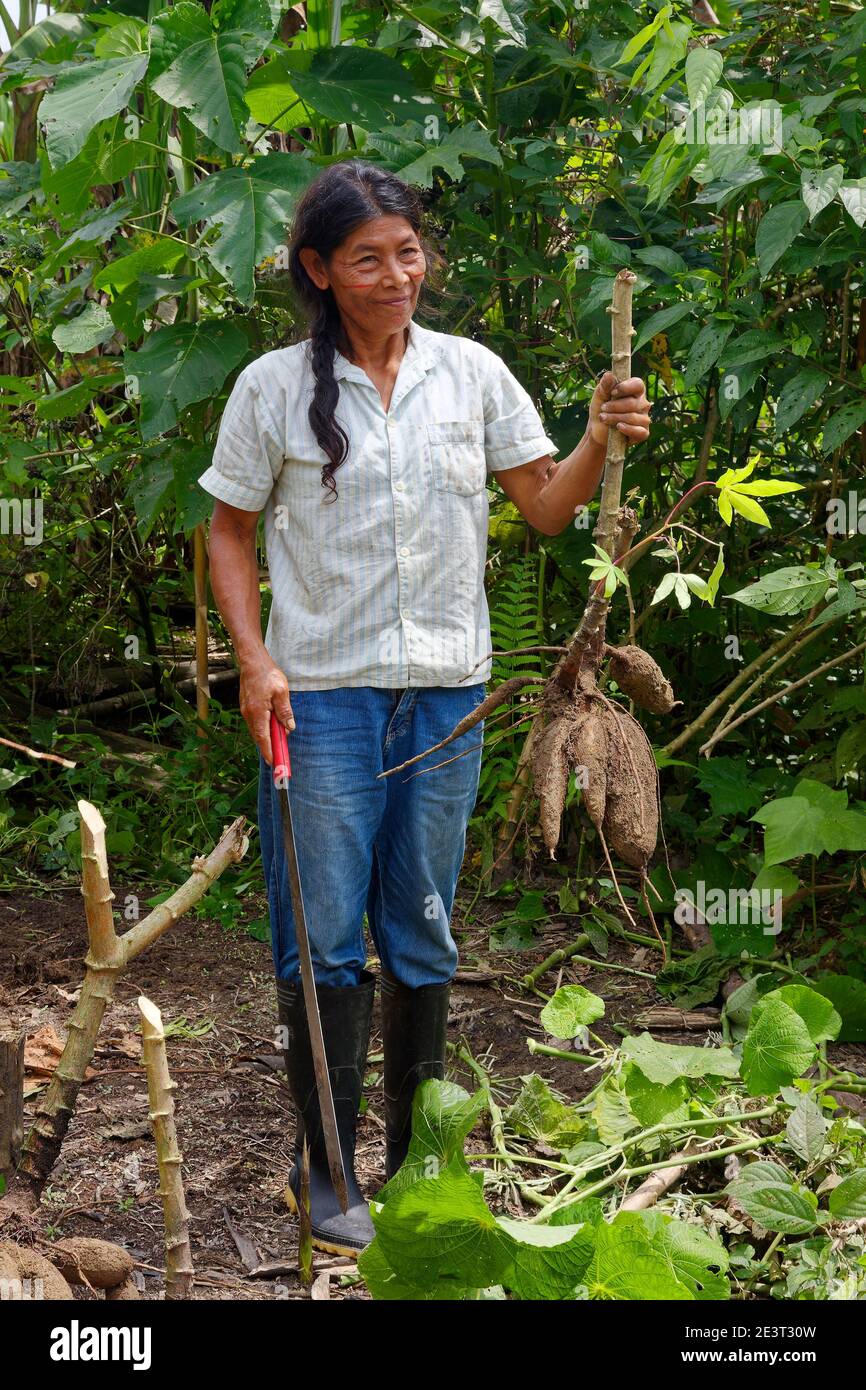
[258,684,486,988]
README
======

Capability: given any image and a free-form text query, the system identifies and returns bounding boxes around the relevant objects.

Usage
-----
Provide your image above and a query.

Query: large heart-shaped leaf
[39,54,149,167]
[172,155,315,305]
[246,45,438,131]
[372,1162,512,1290]
[540,984,604,1039]
[740,997,816,1094]
[640,1212,730,1300]
[581,1213,694,1300]
[124,321,249,439]
[375,1079,485,1202]
[620,1032,740,1086]
[150,0,275,154]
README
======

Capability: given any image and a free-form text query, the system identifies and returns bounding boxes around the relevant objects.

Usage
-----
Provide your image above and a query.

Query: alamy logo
[0,1276,44,1299]
[49,1321,152,1371]
[674,882,783,936]
[674,105,783,152]
[0,496,43,546]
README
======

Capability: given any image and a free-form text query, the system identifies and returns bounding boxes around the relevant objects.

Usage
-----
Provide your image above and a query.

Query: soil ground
[1,867,863,1301]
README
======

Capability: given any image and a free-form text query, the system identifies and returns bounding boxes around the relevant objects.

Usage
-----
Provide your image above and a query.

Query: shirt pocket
[426,420,487,497]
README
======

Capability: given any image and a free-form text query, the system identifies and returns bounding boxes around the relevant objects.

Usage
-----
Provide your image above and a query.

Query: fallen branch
[619,1145,696,1212]
[0,736,76,769]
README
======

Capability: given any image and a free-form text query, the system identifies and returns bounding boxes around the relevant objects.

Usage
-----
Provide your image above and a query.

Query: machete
[270,712,349,1215]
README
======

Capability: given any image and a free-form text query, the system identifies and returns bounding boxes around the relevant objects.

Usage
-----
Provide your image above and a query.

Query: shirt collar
[331,318,441,383]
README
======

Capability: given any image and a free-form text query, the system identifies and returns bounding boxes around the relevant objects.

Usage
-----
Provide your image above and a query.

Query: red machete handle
[270,712,291,785]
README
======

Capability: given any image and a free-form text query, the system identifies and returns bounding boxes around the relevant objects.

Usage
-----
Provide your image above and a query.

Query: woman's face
[300,214,426,338]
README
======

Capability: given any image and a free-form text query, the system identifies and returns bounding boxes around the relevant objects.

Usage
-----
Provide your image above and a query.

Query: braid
[308,295,350,503]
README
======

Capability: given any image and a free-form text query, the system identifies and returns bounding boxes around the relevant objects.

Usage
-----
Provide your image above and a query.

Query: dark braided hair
[287,159,445,502]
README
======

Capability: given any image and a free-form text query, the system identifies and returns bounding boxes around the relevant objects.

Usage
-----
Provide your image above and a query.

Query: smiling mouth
[379,297,410,306]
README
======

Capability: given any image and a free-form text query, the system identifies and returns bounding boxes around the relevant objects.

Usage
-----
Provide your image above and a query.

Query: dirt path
[2,882,863,1300]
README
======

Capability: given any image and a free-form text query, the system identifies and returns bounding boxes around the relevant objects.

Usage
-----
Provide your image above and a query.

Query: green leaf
[728,1159,793,1190]
[172,154,314,306]
[640,23,690,96]
[633,246,686,276]
[150,1,273,154]
[751,784,866,865]
[623,1065,688,1127]
[582,1212,694,1300]
[828,1169,866,1219]
[497,1217,595,1300]
[633,301,692,351]
[727,566,830,615]
[358,1237,473,1300]
[378,1079,485,1201]
[838,179,866,227]
[372,1162,512,1290]
[640,1211,730,1300]
[36,371,124,420]
[740,997,816,1095]
[800,164,844,221]
[835,721,866,779]
[685,46,723,110]
[812,975,866,1042]
[656,944,728,1009]
[620,1033,739,1086]
[717,331,785,374]
[695,756,764,818]
[617,6,672,66]
[755,201,809,276]
[505,1074,586,1151]
[52,302,115,355]
[752,985,841,1045]
[703,546,725,606]
[248,45,437,131]
[124,321,249,440]
[394,124,503,189]
[682,322,734,390]
[774,367,831,435]
[540,985,604,1039]
[786,1095,828,1163]
[820,400,866,455]
[127,452,175,539]
[93,239,189,297]
[39,54,149,167]
[172,443,219,534]
[727,1177,818,1234]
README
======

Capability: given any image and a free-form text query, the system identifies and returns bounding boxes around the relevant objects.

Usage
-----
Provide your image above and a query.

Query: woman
[199,160,650,1256]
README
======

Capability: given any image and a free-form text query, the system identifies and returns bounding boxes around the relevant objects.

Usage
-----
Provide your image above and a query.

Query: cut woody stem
[139,995,194,1300]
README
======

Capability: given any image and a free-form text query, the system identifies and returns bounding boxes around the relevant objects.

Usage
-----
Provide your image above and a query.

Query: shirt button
[400,546,410,556]
[395,481,404,492]
[387,417,395,428]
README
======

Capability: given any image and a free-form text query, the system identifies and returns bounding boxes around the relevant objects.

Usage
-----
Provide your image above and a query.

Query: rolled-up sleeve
[198,364,285,512]
[476,343,558,473]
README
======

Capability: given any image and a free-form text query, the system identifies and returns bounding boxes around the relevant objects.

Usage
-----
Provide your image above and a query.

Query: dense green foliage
[360,977,866,1300]
[2,6,866,980]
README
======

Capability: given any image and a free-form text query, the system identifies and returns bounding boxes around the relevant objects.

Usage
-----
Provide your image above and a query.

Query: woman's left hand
[588,373,651,446]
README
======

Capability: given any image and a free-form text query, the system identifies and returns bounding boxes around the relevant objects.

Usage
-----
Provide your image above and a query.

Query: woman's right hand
[239,656,295,765]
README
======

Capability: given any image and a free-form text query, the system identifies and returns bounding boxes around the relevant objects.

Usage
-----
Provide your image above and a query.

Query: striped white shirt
[198,317,558,689]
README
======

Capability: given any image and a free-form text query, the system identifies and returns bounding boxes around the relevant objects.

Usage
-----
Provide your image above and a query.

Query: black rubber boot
[276,970,376,1256]
[380,967,452,1181]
